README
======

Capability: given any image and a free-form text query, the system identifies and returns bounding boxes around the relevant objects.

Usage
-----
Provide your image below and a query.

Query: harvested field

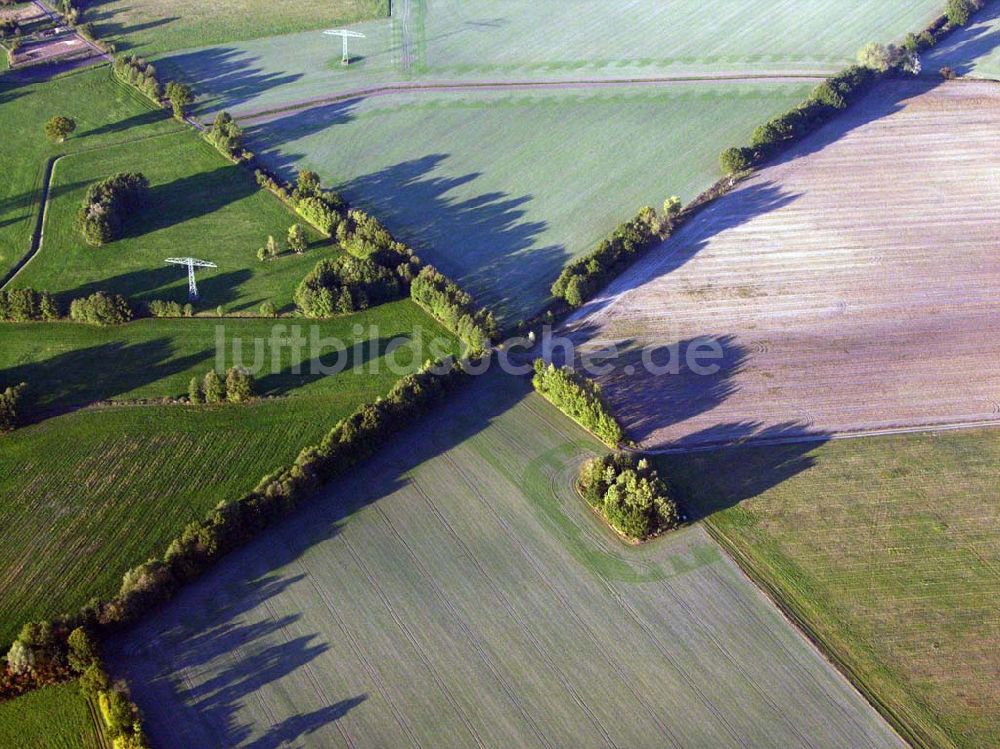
[662,427,1000,747]
[109,373,904,749]
[567,79,1000,449]
[0,4,46,25]
[11,34,99,69]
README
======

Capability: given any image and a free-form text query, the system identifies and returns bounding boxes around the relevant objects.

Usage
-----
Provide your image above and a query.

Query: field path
[234,73,828,124]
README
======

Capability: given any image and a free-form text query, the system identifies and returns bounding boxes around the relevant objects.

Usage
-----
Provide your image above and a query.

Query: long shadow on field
[0,338,210,415]
[155,46,305,115]
[564,181,800,323]
[0,178,92,228]
[61,266,252,308]
[657,422,832,520]
[242,99,362,175]
[79,107,172,139]
[924,1,1000,75]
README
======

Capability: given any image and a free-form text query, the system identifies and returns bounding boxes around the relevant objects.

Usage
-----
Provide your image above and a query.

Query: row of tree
[532,361,625,447]
[551,205,665,308]
[410,266,498,353]
[0,288,59,321]
[111,56,162,104]
[76,171,149,246]
[578,453,681,540]
[188,367,257,404]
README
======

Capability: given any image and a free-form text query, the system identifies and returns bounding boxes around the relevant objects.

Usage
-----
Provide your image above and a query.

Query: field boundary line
[234,73,829,123]
[701,520,950,749]
[632,417,1000,456]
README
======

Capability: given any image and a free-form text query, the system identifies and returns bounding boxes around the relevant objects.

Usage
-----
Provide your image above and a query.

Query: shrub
[66,628,97,673]
[296,196,342,235]
[577,453,680,540]
[44,115,76,143]
[76,172,149,246]
[551,208,661,308]
[146,299,186,317]
[0,382,27,433]
[410,266,498,352]
[203,370,224,404]
[79,663,110,697]
[188,377,203,404]
[259,300,277,318]
[5,640,34,675]
[287,223,308,254]
[225,366,256,403]
[532,361,625,447]
[941,65,957,79]
[257,234,279,261]
[857,42,893,72]
[295,255,403,317]
[720,146,754,175]
[0,288,59,321]
[69,292,133,325]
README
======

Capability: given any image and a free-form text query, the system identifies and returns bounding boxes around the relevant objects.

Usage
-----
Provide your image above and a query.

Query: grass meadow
[244,83,812,322]
[109,373,903,749]
[0,65,182,284]
[0,681,101,749]
[0,302,461,646]
[662,430,1000,748]
[89,0,389,56]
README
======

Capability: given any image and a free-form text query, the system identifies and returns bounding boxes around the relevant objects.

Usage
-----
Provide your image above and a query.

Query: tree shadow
[154,46,304,115]
[79,107,171,139]
[657,422,833,520]
[923,0,1000,76]
[83,4,179,52]
[0,338,211,415]
[59,266,253,308]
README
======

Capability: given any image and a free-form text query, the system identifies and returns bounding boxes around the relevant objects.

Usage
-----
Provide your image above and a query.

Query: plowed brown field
[568,79,1000,449]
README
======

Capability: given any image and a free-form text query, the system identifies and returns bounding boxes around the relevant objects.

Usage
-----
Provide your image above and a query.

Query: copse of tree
[44,115,76,142]
[69,292,133,326]
[76,171,149,245]
[205,111,245,160]
[0,382,27,433]
[295,255,404,317]
[410,266,498,352]
[532,361,625,447]
[0,288,59,321]
[578,453,681,540]
[112,56,162,103]
[165,81,193,119]
[551,206,662,308]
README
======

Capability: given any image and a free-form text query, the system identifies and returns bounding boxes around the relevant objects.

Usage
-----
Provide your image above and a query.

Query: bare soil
[568,80,1000,449]
[11,33,98,68]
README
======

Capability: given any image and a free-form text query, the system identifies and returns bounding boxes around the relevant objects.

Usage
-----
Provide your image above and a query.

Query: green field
[108,373,903,749]
[0,681,101,749]
[662,430,1000,748]
[243,83,811,321]
[0,302,460,646]
[155,0,943,117]
[0,65,181,283]
[924,3,1000,79]
[89,0,389,56]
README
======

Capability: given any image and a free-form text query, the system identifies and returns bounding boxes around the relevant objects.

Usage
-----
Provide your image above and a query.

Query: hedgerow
[0,289,59,321]
[532,361,625,447]
[111,56,162,105]
[410,266,498,353]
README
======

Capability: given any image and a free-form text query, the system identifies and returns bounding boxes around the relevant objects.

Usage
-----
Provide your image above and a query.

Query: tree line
[578,453,681,541]
[410,266,498,353]
[532,361,625,447]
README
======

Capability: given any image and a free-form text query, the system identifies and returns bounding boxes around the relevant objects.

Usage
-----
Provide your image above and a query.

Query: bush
[188,377,203,404]
[0,382,27,433]
[0,288,59,321]
[146,299,190,317]
[225,366,256,403]
[410,266,498,352]
[720,146,754,175]
[69,292,133,326]
[551,207,661,308]
[5,640,34,675]
[66,628,97,673]
[294,255,403,317]
[296,196,342,235]
[259,300,277,318]
[578,453,680,540]
[287,223,308,254]
[941,65,957,79]
[203,370,224,404]
[532,361,625,447]
[76,172,149,246]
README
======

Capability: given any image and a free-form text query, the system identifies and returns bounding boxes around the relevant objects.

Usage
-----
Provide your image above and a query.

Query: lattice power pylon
[165,257,217,300]
[324,28,366,65]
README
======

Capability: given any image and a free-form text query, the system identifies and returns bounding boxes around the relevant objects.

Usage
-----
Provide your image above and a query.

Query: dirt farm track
[568,79,1000,450]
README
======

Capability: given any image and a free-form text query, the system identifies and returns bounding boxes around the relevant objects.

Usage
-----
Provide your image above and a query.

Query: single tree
[67,628,97,673]
[0,382,26,433]
[165,81,193,119]
[6,640,35,675]
[287,223,308,254]
[203,370,225,404]
[259,300,277,318]
[857,42,892,72]
[216,304,225,317]
[44,115,76,143]
[188,376,204,404]
[662,196,682,224]
[225,366,256,403]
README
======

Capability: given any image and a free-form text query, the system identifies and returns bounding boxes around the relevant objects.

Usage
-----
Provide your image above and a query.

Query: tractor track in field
[234,72,829,124]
